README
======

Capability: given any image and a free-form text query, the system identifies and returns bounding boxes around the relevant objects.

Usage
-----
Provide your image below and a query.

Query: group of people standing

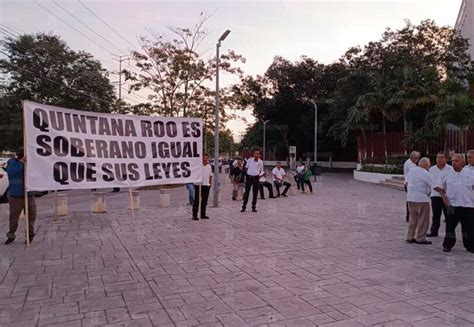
[404,150,474,253]
[189,148,315,219]
[229,149,313,212]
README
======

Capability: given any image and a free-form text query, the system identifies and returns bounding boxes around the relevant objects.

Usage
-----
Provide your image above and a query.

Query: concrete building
[456,0,474,59]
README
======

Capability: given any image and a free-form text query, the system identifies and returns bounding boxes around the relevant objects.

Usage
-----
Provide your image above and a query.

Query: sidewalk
[1,173,474,326]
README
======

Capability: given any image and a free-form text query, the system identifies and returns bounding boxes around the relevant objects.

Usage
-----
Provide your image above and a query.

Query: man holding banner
[5,148,37,245]
[192,154,213,220]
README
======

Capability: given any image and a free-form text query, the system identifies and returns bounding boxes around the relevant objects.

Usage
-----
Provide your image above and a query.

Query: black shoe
[281,194,288,197]
[269,196,276,198]
[241,208,246,212]
[192,217,199,220]
[416,240,432,245]
[5,238,14,245]
[232,197,237,201]
[406,239,416,244]
[201,216,209,219]
[252,208,257,213]
[261,198,265,200]
[426,233,438,237]
[443,247,451,252]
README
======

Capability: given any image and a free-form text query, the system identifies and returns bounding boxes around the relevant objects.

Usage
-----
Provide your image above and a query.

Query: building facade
[456,0,474,59]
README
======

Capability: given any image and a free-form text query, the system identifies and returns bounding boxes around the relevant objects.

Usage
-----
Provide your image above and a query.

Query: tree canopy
[123,15,245,128]
[0,33,116,150]
[236,20,474,161]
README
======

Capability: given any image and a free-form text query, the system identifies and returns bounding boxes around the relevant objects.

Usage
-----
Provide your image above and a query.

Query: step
[379,180,405,191]
[384,179,405,186]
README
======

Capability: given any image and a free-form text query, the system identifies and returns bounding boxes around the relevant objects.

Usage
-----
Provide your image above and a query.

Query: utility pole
[311,100,318,182]
[213,30,231,208]
[263,120,270,166]
[112,55,129,110]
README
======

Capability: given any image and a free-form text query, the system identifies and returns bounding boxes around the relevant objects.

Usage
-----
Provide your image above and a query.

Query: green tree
[341,20,472,134]
[0,33,116,150]
[123,15,245,127]
[204,129,235,156]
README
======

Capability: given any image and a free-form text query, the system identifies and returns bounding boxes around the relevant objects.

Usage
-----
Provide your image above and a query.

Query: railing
[357,130,474,160]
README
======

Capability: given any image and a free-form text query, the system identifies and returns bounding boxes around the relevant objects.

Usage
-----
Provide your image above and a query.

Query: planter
[353,170,404,184]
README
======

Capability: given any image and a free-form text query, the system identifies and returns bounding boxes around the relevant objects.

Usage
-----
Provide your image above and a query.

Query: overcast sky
[1,0,463,139]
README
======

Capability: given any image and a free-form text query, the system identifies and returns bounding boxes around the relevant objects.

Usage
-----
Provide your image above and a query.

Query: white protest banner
[24,101,203,191]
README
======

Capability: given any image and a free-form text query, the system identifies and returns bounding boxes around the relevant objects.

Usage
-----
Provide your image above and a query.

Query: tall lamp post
[311,100,318,182]
[263,120,270,166]
[213,29,231,207]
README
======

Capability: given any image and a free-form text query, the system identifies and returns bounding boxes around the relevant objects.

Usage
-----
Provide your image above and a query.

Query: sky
[0,0,464,140]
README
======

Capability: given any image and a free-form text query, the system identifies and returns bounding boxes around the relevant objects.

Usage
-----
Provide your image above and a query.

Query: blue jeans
[185,183,195,205]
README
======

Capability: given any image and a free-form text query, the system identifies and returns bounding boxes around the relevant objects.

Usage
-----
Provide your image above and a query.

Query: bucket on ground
[129,191,140,210]
[160,189,170,207]
[92,192,106,213]
[56,194,68,216]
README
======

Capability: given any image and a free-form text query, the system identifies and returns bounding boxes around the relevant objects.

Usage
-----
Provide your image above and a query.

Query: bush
[361,164,403,174]
[362,154,408,166]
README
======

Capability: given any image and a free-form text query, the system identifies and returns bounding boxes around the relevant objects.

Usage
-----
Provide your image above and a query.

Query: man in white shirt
[404,151,421,222]
[241,149,263,213]
[440,154,474,253]
[192,154,213,220]
[272,162,291,197]
[294,162,305,191]
[467,150,474,172]
[259,171,275,200]
[427,152,453,237]
[406,157,444,244]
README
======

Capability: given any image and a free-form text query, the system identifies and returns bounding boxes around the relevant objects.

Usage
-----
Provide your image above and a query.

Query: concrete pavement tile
[267,296,321,319]
[79,296,126,312]
[105,307,131,323]
[320,318,366,327]
[221,291,267,311]
[216,313,249,326]
[178,300,233,320]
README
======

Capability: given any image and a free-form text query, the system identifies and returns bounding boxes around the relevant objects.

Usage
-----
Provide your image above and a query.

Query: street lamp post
[263,120,270,166]
[311,100,318,182]
[213,29,231,208]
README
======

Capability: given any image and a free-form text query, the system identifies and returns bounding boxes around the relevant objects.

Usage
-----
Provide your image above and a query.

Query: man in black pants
[242,149,263,213]
[440,154,474,253]
[427,152,453,237]
[272,162,291,197]
[192,154,213,220]
[259,171,275,199]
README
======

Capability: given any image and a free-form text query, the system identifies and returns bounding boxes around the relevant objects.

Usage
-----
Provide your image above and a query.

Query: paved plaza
[1,173,474,326]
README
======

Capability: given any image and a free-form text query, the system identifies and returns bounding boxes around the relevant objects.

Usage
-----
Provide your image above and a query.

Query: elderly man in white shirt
[440,154,474,253]
[406,157,445,244]
[241,149,263,213]
[404,151,421,222]
[427,152,453,237]
[467,150,474,172]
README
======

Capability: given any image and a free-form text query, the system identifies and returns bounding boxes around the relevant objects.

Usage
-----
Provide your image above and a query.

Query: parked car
[0,159,9,203]
[0,158,48,201]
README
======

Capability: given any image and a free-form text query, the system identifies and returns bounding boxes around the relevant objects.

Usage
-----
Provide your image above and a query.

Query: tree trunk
[403,111,407,133]
[383,115,387,164]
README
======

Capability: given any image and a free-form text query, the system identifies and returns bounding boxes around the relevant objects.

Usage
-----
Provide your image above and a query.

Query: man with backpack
[229,157,245,201]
